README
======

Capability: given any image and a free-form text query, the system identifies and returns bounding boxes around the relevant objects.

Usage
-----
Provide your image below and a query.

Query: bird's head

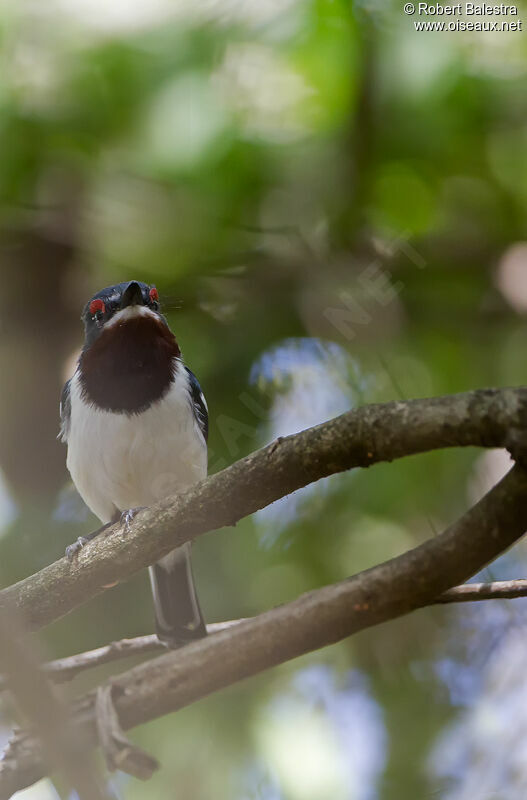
[82,280,166,347]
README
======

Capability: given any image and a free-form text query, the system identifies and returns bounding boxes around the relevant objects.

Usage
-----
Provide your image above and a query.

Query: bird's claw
[120,507,146,534]
[65,536,90,561]
[65,509,145,559]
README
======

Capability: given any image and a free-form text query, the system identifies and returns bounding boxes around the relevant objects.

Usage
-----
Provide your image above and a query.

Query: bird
[60,280,208,648]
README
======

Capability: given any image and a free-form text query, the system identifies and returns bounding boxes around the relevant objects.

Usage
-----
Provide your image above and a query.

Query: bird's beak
[120,281,144,309]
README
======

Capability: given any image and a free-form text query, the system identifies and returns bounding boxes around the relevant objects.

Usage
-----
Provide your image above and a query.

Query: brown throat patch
[79,315,181,413]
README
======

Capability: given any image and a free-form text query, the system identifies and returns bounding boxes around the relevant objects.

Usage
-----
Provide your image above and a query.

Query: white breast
[66,365,207,523]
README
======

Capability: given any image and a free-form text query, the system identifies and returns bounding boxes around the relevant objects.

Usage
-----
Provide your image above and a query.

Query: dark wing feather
[59,379,72,442]
[185,367,208,443]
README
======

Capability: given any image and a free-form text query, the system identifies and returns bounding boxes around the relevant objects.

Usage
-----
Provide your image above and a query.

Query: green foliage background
[1,1,527,798]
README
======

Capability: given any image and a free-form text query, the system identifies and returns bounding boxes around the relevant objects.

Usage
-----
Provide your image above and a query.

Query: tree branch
[2,463,527,797]
[2,580,526,692]
[1,388,527,633]
[437,579,527,603]
[0,621,245,690]
[0,606,107,800]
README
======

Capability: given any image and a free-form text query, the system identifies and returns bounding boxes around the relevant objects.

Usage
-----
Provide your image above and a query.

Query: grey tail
[148,543,206,648]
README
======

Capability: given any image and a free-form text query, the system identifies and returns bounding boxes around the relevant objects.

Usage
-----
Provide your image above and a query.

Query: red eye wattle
[89,298,105,315]
[149,287,159,303]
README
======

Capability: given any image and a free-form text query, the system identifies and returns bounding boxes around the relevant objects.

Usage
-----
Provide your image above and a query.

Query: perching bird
[60,280,208,647]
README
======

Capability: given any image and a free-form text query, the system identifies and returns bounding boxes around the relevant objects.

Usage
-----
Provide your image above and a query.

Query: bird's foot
[65,536,90,561]
[64,521,112,561]
[120,507,146,534]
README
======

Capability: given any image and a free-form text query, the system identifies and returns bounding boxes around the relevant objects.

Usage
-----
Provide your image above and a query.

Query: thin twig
[437,579,527,603]
[0,620,245,690]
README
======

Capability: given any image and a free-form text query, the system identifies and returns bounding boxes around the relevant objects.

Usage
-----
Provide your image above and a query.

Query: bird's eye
[89,298,105,316]
[149,287,159,303]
